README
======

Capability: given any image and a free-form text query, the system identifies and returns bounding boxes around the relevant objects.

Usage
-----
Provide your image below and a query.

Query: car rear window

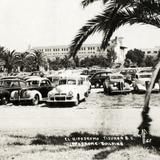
[111,76,123,79]
[59,79,76,85]
[27,80,39,87]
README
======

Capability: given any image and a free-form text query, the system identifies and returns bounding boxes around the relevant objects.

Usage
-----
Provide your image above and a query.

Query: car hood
[138,78,151,85]
[52,85,78,93]
[0,87,10,93]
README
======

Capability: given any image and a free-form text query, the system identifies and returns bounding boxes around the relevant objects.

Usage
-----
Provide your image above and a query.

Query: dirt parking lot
[0,88,160,159]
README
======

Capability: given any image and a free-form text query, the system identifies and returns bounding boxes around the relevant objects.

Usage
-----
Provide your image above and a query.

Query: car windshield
[139,74,151,78]
[111,76,123,80]
[0,80,12,87]
[26,80,39,87]
[59,79,76,85]
[48,77,59,83]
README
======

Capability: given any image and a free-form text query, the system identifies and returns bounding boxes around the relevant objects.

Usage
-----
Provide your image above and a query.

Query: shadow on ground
[8,132,160,159]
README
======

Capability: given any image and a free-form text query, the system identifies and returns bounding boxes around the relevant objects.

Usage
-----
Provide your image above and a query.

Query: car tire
[1,96,9,105]
[32,94,39,105]
[84,92,89,97]
[107,87,111,95]
[74,94,79,106]
[12,101,19,105]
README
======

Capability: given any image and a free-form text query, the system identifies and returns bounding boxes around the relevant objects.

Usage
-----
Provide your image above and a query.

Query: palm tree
[0,46,6,57]
[2,50,17,74]
[14,52,29,72]
[33,50,46,71]
[25,50,46,71]
[69,0,160,136]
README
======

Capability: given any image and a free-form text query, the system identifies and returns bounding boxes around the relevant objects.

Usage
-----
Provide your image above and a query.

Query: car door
[39,80,52,98]
[91,73,100,86]
[7,80,21,93]
[100,73,107,85]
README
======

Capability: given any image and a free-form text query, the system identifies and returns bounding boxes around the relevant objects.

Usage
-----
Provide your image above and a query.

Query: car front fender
[25,90,42,101]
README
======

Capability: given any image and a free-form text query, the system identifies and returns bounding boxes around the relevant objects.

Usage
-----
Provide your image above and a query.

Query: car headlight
[113,83,117,87]
[68,91,73,97]
[48,92,55,98]
[24,91,30,98]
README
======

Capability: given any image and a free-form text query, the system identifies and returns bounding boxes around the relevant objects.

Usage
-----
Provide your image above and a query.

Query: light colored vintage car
[47,77,87,106]
[10,77,53,105]
[133,72,159,93]
[103,73,133,95]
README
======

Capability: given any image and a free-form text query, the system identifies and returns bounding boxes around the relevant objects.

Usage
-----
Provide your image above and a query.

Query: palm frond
[100,0,160,49]
[69,4,117,58]
[71,0,160,58]
[81,0,100,8]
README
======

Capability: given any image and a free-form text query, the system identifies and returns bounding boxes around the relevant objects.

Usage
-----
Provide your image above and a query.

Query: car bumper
[110,89,132,94]
[47,96,76,103]
[10,97,33,102]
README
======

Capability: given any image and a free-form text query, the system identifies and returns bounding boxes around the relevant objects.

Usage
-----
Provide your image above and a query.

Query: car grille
[55,97,65,101]
[55,93,66,95]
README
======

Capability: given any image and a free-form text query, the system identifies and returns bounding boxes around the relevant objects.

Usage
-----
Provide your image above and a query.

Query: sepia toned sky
[0,0,160,51]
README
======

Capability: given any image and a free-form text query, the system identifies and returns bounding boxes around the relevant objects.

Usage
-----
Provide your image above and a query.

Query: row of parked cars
[0,74,91,106]
[89,69,159,94]
[0,67,158,106]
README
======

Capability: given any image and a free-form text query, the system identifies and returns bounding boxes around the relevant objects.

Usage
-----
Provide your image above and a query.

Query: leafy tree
[125,49,145,67]
[144,55,155,67]
[124,58,131,68]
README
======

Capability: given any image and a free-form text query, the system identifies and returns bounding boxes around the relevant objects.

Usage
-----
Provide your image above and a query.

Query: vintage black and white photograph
[1,0,160,159]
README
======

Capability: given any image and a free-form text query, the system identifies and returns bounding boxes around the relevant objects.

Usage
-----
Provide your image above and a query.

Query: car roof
[94,71,112,74]
[59,76,82,80]
[0,78,25,82]
[108,73,124,77]
[26,77,49,81]
[1,76,24,80]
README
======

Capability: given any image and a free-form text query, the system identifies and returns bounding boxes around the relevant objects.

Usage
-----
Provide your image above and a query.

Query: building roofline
[32,43,102,49]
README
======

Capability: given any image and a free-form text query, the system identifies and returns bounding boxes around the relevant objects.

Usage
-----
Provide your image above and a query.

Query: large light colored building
[141,46,160,57]
[31,37,127,63]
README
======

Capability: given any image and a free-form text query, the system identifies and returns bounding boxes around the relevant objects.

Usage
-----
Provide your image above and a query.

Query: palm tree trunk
[138,60,160,135]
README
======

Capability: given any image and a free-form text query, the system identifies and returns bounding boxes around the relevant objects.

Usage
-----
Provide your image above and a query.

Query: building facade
[141,46,160,57]
[31,37,127,63]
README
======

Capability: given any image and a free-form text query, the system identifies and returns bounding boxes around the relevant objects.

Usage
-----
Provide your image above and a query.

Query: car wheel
[84,92,89,97]
[1,96,9,105]
[103,86,107,93]
[74,94,79,106]
[32,95,39,105]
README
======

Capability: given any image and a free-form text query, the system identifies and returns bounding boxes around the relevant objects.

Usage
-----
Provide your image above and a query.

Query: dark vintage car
[120,68,137,80]
[103,73,133,95]
[0,78,26,104]
[89,71,112,88]
[30,71,45,77]
[10,77,53,105]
